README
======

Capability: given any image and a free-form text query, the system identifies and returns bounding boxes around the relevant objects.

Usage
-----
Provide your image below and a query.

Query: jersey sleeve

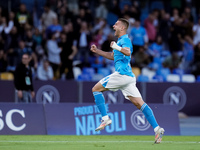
[121,38,132,51]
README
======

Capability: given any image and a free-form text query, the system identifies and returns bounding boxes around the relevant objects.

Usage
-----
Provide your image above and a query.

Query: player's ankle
[154,126,160,133]
[102,115,109,120]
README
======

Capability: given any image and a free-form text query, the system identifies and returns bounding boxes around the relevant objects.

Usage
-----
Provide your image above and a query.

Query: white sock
[102,115,109,120]
[154,126,160,133]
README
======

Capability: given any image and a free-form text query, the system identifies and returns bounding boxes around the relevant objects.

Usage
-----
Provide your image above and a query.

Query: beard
[114,30,119,37]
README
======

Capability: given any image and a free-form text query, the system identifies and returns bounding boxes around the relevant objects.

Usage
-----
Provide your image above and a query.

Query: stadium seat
[137,75,149,82]
[82,67,95,77]
[196,75,200,82]
[0,72,14,80]
[132,67,141,78]
[97,68,110,77]
[181,74,196,83]
[73,67,82,80]
[72,60,82,66]
[77,74,91,81]
[172,68,184,76]
[148,62,159,70]
[166,74,181,82]
[152,75,164,82]
[156,68,170,81]
[6,66,16,72]
[141,67,156,81]
[92,73,104,81]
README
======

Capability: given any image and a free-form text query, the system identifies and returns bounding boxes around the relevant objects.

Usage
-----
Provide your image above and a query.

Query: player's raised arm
[110,41,131,56]
[90,44,114,60]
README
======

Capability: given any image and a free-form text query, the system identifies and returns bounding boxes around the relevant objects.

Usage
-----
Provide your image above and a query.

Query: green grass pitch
[0,135,199,150]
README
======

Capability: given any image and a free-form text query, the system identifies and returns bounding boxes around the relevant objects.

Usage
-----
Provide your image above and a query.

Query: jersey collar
[118,34,128,40]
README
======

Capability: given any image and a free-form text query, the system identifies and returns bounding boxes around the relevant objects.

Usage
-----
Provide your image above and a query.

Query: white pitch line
[0,141,199,144]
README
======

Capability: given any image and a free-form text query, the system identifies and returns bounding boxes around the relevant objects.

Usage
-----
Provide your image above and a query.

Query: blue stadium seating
[82,67,95,77]
[172,68,184,76]
[166,74,181,82]
[152,75,164,82]
[181,74,196,83]
[156,68,170,81]
[97,68,110,77]
[77,74,91,81]
[137,75,149,82]
[196,75,200,82]
[92,74,104,81]
[77,67,96,81]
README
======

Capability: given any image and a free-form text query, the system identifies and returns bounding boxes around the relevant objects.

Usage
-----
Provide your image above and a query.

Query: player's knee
[128,96,144,109]
[92,82,105,92]
[134,102,142,109]
[131,100,140,108]
[92,87,97,92]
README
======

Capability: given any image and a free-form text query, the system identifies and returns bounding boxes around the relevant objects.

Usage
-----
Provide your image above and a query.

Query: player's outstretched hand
[90,44,97,53]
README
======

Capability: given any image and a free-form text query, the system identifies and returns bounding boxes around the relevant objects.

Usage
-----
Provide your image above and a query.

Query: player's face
[113,21,122,37]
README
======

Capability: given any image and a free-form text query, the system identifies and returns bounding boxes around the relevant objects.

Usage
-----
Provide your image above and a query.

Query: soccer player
[90,18,165,144]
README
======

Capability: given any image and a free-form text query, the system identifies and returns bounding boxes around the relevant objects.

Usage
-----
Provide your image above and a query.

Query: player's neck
[117,32,127,38]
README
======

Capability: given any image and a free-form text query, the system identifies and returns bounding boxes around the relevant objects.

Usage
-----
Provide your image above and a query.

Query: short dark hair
[118,18,129,29]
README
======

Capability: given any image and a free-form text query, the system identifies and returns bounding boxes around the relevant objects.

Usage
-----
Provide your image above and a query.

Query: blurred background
[0,0,200,136]
[0,0,200,81]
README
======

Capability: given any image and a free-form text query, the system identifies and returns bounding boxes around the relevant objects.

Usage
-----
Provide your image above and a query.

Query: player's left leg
[133,98,165,144]
[127,96,165,143]
[92,82,112,131]
[121,76,164,143]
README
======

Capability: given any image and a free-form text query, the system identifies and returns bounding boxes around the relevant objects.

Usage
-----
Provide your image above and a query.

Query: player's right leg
[93,72,127,131]
[92,82,112,131]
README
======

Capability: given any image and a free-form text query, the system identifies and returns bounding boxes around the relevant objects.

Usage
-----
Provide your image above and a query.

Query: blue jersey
[113,34,134,77]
